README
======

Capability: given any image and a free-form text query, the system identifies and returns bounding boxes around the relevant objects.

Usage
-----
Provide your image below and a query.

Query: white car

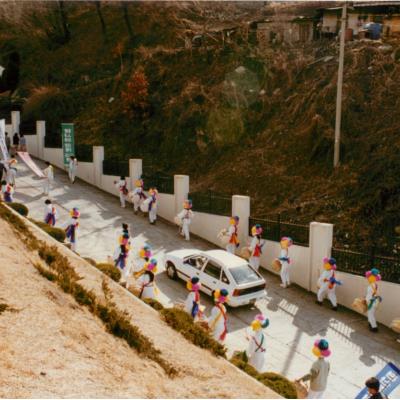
[164,249,267,307]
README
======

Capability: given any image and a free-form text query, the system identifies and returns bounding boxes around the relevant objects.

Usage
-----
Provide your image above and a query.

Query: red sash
[217,304,228,341]
[229,226,239,245]
[253,240,262,257]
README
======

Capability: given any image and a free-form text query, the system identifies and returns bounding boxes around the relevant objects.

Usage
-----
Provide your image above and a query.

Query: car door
[181,255,207,281]
[200,259,222,295]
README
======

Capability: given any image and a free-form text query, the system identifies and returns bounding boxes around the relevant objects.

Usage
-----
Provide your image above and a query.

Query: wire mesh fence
[188,191,232,216]
[44,133,62,148]
[142,172,174,194]
[75,144,93,162]
[102,159,129,177]
[248,215,310,246]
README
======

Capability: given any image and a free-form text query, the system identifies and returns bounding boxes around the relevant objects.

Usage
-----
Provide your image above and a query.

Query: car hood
[166,249,201,259]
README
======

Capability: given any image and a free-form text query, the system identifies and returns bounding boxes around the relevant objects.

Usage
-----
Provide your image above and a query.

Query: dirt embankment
[0,212,279,398]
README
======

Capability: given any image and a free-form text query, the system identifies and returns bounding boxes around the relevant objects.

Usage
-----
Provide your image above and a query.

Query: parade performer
[65,207,80,252]
[298,339,331,399]
[208,289,229,343]
[177,200,194,241]
[44,199,57,226]
[226,216,240,254]
[147,188,158,224]
[246,314,269,372]
[2,180,13,203]
[114,176,128,208]
[114,223,131,282]
[365,268,382,332]
[279,236,293,288]
[68,155,78,184]
[184,277,202,319]
[137,270,157,300]
[130,179,147,214]
[316,257,342,310]
[134,244,152,275]
[134,257,158,279]
[249,224,264,271]
[6,158,17,187]
[42,162,54,196]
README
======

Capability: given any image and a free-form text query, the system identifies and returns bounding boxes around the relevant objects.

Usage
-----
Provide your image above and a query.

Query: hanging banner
[17,151,45,178]
[0,119,9,161]
[61,123,75,166]
[356,363,400,399]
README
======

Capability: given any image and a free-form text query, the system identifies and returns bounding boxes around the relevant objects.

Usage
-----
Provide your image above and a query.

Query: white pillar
[129,158,142,184]
[232,195,250,248]
[93,146,104,188]
[36,121,45,160]
[11,111,20,134]
[309,222,334,292]
[174,175,189,215]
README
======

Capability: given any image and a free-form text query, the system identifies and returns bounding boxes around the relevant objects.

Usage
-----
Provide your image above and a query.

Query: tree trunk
[95,1,107,40]
[121,2,134,41]
[58,0,70,43]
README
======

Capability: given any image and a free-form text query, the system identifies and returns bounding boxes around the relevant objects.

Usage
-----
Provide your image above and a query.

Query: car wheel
[166,262,178,280]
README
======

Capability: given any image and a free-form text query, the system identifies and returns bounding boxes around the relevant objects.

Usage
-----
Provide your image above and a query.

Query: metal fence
[102,159,129,177]
[44,133,62,148]
[332,247,400,284]
[248,215,310,247]
[142,172,174,194]
[189,191,232,216]
[75,144,93,162]
[19,120,36,135]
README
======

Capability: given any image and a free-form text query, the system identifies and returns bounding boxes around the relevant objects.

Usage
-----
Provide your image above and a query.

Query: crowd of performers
[3,157,397,399]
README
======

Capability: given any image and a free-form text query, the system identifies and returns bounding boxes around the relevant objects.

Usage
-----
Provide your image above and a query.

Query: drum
[174,216,182,226]
[293,380,308,399]
[352,297,367,314]
[217,229,230,246]
[390,319,400,333]
[240,247,251,260]
[140,198,151,213]
[272,259,282,272]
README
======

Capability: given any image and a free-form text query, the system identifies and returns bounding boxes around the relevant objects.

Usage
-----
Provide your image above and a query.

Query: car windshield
[229,264,261,285]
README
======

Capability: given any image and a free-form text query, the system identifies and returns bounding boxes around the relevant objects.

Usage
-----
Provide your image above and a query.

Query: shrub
[8,202,28,216]
[84,257,97,266]
[31,219,66,242]
[143,298,164,311]
[0,303,9,315]
[96,263,121,282]
[161,307,226,358]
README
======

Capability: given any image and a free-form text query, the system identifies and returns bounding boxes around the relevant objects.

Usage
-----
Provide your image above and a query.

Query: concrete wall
[25,135,38,157]
[191,212,230,247]
[157,193,175,223]
[101,174,120,197]
[76,161,94,185]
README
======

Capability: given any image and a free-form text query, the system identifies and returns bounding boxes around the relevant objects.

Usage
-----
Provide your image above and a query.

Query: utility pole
[334,2,347,168]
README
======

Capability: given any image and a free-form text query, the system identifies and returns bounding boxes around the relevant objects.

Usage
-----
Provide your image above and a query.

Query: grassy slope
[1,2,400,251]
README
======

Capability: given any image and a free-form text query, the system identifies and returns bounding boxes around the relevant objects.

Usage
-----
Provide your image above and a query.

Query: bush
[160,307,226,358]
[31,219,66,242]
[143,298,164,311]
[8,202,28,216]
[230,352,298,399]
[96,263,121,282]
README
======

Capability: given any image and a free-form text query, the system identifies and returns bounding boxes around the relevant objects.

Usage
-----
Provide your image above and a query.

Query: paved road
[13,158,400,399]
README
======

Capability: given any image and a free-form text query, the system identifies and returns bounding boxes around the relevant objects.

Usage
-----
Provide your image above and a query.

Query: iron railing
[332,247,400,284]
[248,215,310,247]
[75,144,93,162]
[44,133,62,148]
[188,191,232,216]
[142,172,174,194]
[103,159,129,177]
[19,120,36,135]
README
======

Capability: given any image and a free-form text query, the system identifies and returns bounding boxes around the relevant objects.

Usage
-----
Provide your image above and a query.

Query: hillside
[0,207,279,398]
[1,1,400,251]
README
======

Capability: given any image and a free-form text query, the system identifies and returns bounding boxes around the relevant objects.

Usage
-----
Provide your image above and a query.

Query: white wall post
[93,146,104,188]
[174,175,189,215]
[129,158,143,184]
[11,111,20,134]
[309,222,334,292]
[232,195,251,248]
[36,121,45,160]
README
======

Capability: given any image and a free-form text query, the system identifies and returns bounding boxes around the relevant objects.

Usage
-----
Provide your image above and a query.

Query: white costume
[246,329,266,372]
[148,197,158,224]
[44,204,57,226]
[137,273,156,300]
[366,283,380,329]
[131,187,146,213]
[208,303,228,343]
[184,291,201,319]
[317,270,337,307]
[64,217,79,251]
[115,179,127,207]
[68,158,77,183]
[177,209,194,240]
[249,236,263,271]
[226,224,239,254]
[6,167,17,186]
[43,165,54,195]
[280,248,291,287]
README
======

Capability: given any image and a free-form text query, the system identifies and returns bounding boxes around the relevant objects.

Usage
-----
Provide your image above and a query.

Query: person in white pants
[114,176,128,208]
[148,188,158,224]
[184,276,202,320]
[297,339,331,399]
[130,179,147,214]
[177,200,194,241]
[68,155,78,183]
[136,270,157,300]
[64,208,80,252]
[365,268,382,332]
[6,158,17,187]
[249,224,264,271]
[246,314,269,372]
[279,236,293,288]
[114,223,131,284]
[42,162,54,196]
[317,257,342,311]
[226,216,240,254]
[208,289,229,343]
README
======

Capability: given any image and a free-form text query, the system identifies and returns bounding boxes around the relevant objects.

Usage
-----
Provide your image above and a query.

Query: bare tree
[95,1,107,40]
[121,2,134,42]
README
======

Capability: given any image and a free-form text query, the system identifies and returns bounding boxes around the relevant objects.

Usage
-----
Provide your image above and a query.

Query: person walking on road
[317,257,342,310]
[42,162,54,196]
[44,199,57,226]
[114,223,131,284]
[279,236,293,288]
[249,224,264,271]
[68,155,78,184]
[19,133,27,152]
[185,276,202,320]
[130,179,147,214]
[65,207,80,252]
[208,289,229,344]
[177,199,194,240]
[297,339,331,399]
[246,314,269,372]
[147,188,158,225]
[6,158,17,187]
[1,180,13,202]
[114,176,128,208]
[226,216,240,254]
[11,132,19,157]
[365,268,382,333]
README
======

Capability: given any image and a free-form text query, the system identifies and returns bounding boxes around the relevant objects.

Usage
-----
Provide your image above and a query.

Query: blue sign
[356,363,400,399]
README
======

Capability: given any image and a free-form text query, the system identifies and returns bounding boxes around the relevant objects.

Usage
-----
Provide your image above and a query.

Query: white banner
[0,119,9,161]
[17,152,45,178]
